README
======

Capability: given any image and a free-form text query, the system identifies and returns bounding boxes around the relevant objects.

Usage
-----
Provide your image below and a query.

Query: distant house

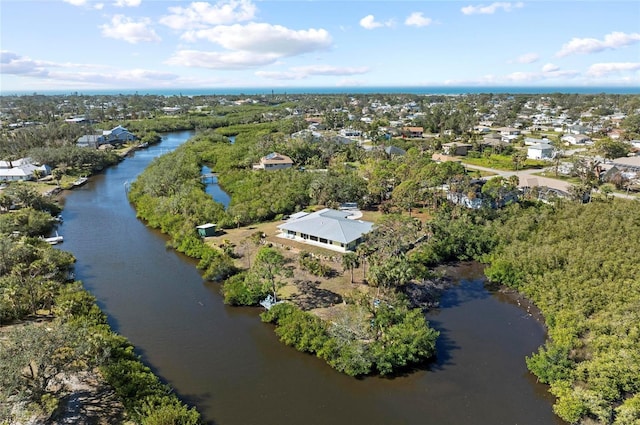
[384,146,407,157]
[77,134,105,148]
[77,125,135,148]
[402,126,424,138]
[339,128,362,137]
[561,134,591,145]
[567,124,590,135]
[524,137,550,146]
[481,138,508,153]
[161,106,181,115]
[442,142,473,156]
[498,127,521,136]
[0,157,50,181]
[291,129,322,142]
[446,192,484,209]
[277,208,374,252]
[610,156,640,173]
[104,125,136,144]
[607,129,623,140]
[254,152,293,170]
[473,125,492,133]
[527,143,554,160]
[501,134,520,143]
[65,116,87,123]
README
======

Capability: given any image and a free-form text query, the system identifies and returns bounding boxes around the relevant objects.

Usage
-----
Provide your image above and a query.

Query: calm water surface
[56,131,563,425]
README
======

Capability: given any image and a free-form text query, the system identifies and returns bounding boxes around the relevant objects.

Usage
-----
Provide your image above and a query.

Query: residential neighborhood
[1,91,639,425]
[2,92,639,201]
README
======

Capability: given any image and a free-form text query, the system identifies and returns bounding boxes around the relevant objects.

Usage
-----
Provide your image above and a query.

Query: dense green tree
[484,200,640,424]
[594,137,631,160]
[252,247,292,302]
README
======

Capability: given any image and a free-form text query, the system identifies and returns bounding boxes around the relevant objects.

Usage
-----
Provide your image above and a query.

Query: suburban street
[462,163,638,200]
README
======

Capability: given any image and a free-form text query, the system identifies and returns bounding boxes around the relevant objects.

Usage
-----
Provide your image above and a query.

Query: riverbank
[0,134,202,424]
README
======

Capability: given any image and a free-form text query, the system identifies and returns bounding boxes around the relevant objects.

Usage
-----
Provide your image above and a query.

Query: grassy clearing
[463,154,547,171]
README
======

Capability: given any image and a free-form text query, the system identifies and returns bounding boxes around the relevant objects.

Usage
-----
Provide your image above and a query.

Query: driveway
[462,162,637,200]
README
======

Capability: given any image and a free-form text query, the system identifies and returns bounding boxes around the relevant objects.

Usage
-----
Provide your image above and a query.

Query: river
[56,131,563,425]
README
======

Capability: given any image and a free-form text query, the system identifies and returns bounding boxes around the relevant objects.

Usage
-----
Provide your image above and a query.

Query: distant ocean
[3,86,639,96]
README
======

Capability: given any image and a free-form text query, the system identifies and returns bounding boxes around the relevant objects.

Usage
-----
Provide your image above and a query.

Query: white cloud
[506,71,539,82]
[182,23,331,56]
[512,53,539,64]
[556,31,640,57]
[63,0,104,9]
[100,15,160,44]
[63,0,87,6]
[0,50,181,88]
[166,49,280,69]
[505,64,579,82]
[160,0,256,30]
[586,62,640,77]
[461,2,524,15]
[256,65,369,80]
[359,15,394,30]
[405,12,432,28]
[114,0,141,7]
[293,65,369,76]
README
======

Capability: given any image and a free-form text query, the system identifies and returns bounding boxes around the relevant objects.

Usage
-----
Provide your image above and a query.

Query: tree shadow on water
[435,279,491,309]
[134,346,219,425]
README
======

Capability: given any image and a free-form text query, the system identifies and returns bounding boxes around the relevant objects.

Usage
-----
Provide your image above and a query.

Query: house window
[319,238,328,244]
[310,235,318,242]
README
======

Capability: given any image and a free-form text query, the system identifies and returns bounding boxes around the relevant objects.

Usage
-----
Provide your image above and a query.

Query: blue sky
[1,0,639,92]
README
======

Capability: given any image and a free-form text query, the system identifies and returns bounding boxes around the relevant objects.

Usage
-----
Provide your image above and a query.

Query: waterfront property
[277,208,373,252]
[77,125,136,148]
[253,152,294,170]
[0,157,50,181]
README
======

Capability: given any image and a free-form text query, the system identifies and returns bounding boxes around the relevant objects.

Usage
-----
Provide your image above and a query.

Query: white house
[277,208,373,252]
[527,143,555,160]
[524,137,550,146]
[0,158,50,181]
[561,134,592,145]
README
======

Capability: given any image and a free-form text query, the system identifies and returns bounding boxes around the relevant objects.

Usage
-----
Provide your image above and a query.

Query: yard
[203,209,388,315]
[462,153,547,171]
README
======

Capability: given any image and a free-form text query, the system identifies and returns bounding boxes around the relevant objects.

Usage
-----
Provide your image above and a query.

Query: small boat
[44,231,64,245]
[73,176,88,187]
[138,142,149,148]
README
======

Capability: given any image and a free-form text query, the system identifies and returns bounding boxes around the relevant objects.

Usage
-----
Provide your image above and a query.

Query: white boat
[73,176,88,186]
[44,231,64,245]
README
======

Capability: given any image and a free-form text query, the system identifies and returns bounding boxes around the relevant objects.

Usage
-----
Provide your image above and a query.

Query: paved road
[463,163,638,200]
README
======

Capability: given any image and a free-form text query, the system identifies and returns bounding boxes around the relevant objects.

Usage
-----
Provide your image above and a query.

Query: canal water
[56,131,563,425]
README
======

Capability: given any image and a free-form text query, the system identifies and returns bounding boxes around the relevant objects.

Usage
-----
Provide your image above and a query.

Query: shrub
[222,273,268,306]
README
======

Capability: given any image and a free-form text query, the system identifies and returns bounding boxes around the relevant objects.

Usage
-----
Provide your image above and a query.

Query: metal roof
[277,208,373,244]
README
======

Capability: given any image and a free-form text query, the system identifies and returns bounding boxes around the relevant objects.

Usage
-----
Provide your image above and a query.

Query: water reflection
[56,131,563,425]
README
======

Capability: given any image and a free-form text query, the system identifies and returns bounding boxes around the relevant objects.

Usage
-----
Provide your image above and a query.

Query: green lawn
[462,154,547,171]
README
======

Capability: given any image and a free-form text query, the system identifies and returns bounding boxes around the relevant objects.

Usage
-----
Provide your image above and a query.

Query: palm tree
[356,243,374,282]
[342,252,360,284]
